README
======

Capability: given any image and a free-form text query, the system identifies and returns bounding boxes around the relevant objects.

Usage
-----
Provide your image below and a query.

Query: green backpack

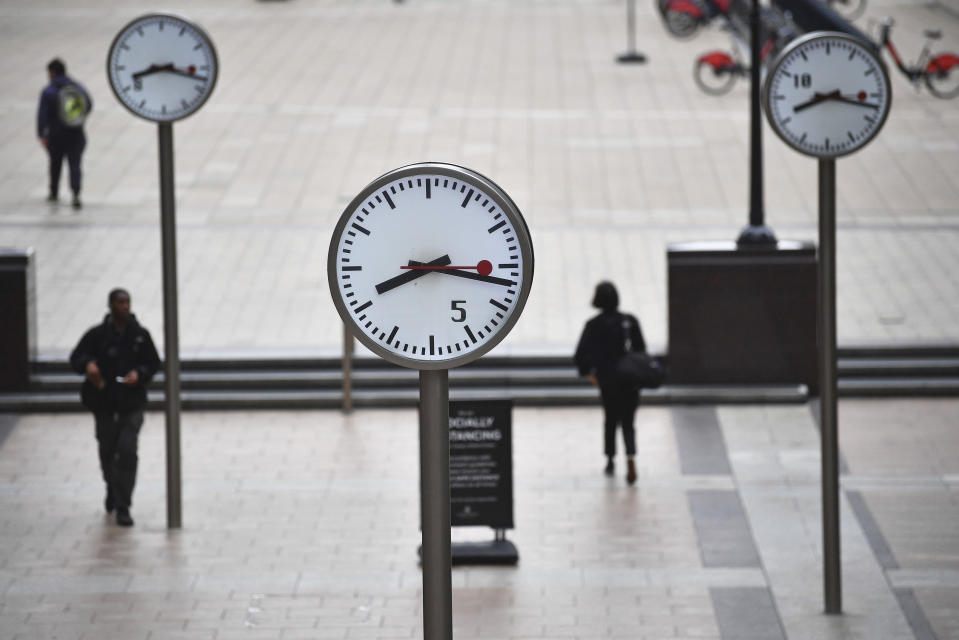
[57,84,89,128]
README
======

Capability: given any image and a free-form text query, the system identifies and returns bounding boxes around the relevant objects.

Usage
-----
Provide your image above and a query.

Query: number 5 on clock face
[328,163,534,370]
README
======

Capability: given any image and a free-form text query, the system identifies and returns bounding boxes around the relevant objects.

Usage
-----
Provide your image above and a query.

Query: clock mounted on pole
[106,13,219,529]
[329,163,534,640]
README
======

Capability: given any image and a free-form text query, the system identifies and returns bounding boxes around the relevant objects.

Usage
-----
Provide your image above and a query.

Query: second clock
[107,13,218,123]
[763,32,892,159]
[328,163,534,370]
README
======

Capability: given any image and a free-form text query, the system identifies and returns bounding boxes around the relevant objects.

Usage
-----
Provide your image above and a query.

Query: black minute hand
[408,260,516,287]
[375,255,451,294]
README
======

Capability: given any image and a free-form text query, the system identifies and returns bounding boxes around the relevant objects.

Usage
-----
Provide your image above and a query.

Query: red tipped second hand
[402,260,493,276]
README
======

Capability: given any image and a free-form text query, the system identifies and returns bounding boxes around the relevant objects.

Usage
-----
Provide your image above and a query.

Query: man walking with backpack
[37,58,92,210]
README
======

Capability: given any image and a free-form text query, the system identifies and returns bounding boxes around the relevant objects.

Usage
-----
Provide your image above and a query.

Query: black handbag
[615,318,665,389]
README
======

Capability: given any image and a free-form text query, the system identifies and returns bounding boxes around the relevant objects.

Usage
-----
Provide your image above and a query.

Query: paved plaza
[0,0,957,357]
[1,400,958,639]
[2,1,959,639]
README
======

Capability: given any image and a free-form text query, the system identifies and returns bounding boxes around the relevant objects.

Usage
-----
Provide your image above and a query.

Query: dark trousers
[47,131,86,197]
[94,410,143,510]
[599,381,639,457]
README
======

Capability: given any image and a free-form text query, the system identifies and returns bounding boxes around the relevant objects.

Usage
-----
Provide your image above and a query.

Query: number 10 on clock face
[328,164,534,370]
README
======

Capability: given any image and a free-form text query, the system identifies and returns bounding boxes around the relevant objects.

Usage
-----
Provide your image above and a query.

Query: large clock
[107,13,218,123]
[328,163,534,370]
[763,32,891,159]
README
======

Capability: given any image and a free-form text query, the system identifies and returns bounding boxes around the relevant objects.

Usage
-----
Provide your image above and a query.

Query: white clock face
[107,14,218,122]
[764,32,891,158]
[328,164,534,370]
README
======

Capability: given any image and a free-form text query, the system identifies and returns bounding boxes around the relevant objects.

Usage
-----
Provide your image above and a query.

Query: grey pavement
[0,0,957,357]
[1,400,957,638]
[2,2,959,638]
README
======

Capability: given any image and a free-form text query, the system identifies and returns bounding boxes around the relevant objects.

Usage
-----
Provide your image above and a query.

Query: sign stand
[158,122,183,529]
[617,0,648,63]
[419,369,453,640]
[447,399,518,565]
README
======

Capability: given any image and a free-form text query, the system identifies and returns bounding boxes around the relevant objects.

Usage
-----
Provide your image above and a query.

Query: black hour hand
[375,255,451,294]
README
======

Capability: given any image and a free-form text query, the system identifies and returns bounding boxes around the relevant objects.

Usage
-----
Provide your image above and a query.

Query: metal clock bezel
[762,31,892,159]
[328,162,535,371]
[106,12,219,123]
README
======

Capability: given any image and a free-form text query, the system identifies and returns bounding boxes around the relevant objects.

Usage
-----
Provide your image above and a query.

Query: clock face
[107,13,218,122]
[763,32,891,158]
[328,163,534,370]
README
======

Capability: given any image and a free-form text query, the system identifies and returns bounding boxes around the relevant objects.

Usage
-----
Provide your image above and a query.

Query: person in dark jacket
[574,281,646,485]
[70,289,160,526]
[37,58,92,209]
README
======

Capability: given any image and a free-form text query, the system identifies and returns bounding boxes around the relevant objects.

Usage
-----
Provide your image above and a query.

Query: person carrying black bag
[574,281,646,485]
[69,288,160,526]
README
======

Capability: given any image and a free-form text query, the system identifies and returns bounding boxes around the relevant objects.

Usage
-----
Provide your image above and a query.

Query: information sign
[449,400,513,529]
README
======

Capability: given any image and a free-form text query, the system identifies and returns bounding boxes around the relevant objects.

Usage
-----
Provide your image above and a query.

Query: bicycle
[827,0,866,21]
[875,17,959,99]
[657,0,729,39]
[692,11,797,95]
[658,0,864,40]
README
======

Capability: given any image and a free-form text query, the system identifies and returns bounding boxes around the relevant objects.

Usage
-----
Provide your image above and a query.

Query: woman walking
[574,281,646,485]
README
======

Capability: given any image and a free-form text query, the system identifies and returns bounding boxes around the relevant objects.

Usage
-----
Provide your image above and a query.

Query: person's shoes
[104,489,115,514]
[604,458,614,476]
[71,195,82,210]
[46,193,58,203]
[626,459,637,485]
[116,508,134,527]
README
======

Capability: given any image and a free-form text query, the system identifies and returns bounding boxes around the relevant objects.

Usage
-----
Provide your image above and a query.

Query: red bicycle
[658,0,730,39]
[658,0,863,40]
[693,13,796,95]
[876,17,959,99]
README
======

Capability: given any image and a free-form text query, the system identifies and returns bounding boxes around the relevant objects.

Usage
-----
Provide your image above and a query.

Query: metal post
[419,369,452,640]
[737,0,776,245]
[818,158,841,614]
[342,323,353,413]
[158,122,182,530]
[617,0,648,63]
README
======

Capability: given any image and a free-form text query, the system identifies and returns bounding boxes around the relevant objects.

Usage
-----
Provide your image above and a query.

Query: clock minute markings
[490,299,508,312]
[461,189,474,207]
[382,191,396,209]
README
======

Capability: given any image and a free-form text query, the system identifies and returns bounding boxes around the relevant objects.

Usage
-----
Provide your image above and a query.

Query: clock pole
[737,0,776,246]
[818,158,841,613]
[419,369,453,640]
[158,122,183,530]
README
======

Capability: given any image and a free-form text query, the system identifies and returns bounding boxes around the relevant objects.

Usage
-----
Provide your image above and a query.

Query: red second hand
[402,260,493,276]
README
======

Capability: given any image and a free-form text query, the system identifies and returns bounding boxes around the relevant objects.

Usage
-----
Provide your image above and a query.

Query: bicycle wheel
[694,57,739,95]
[665,8,701,38]
[827,0,866,21]
[924,54,959,99]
